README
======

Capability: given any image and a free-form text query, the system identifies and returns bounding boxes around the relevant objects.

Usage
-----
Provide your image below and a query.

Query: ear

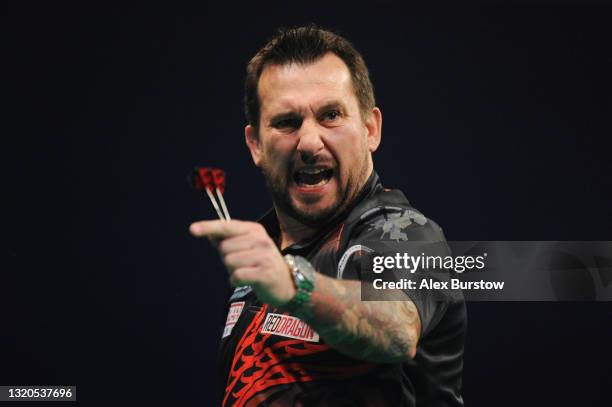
[365,107,382,152]
[245,124,262,167]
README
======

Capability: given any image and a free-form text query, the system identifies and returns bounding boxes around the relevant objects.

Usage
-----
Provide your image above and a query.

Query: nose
[296,120,324,164]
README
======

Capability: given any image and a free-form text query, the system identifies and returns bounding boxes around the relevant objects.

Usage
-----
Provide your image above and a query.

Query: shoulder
[343,187,447,245]
[336,187,449,279]
[352,205,446,244]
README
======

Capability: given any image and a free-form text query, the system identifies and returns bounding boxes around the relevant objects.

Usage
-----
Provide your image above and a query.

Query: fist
[189,220,296,307]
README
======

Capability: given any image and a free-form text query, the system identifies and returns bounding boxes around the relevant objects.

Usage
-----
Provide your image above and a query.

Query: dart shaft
[216,188,231,220]
[205,188,226,220]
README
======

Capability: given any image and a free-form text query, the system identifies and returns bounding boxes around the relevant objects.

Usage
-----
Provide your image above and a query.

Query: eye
[321,109,341,122]
[271,117,302,130]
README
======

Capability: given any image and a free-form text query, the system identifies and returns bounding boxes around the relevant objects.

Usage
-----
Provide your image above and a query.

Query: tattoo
[293,273,421,363]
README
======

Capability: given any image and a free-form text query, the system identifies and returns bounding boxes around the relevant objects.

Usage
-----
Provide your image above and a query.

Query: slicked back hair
[244,26,376,130]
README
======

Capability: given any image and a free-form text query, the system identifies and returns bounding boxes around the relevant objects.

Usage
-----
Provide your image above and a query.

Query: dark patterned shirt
[218,172,466,406]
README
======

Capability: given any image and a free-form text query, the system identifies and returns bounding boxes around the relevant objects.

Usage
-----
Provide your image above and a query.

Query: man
[190,26,466,406]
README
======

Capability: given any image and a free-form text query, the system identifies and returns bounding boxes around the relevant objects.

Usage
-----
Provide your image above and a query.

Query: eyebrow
[268,101,346,122]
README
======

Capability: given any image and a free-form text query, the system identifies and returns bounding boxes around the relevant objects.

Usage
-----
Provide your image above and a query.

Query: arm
[189,219,420,363]
[294,272,421,363]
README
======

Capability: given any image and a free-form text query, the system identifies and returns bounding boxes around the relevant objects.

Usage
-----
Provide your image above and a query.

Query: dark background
[3,3,611,406]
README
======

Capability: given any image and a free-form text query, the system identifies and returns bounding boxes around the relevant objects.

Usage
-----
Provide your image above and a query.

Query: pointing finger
[189,219,253,239]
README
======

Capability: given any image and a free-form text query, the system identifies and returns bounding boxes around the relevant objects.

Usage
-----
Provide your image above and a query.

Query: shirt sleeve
[337,207,457,337]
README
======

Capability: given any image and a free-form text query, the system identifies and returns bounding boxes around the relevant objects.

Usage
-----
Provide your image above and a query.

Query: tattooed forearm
[292,273,421,363]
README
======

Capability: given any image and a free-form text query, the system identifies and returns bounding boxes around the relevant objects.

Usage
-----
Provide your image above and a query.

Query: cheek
[262,139,294,169]
[325,127,367,166]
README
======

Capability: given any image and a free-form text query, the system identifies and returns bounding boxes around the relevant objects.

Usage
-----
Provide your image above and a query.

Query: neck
[275,208,318,250]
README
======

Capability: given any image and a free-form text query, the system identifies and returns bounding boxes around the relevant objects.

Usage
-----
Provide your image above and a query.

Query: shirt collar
[258,170,382,252]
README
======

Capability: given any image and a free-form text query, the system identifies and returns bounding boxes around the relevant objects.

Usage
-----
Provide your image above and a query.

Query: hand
[189,220,296,307]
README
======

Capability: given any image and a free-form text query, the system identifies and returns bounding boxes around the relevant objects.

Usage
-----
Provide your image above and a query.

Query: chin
[290,200,340,226]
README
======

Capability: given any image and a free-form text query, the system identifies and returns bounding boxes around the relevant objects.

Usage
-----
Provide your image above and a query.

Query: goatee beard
[260,168,348,228]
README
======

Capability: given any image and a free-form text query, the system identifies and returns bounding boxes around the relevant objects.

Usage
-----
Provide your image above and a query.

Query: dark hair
[244,26,375,128]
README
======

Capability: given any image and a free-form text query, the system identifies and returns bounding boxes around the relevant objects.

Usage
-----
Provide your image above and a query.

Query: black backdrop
[3,3,612,406]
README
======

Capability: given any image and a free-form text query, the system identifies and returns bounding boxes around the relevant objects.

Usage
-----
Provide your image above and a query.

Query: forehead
[257,53,356,116]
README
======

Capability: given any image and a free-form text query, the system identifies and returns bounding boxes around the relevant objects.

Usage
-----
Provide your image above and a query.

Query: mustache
[289,156,336,173]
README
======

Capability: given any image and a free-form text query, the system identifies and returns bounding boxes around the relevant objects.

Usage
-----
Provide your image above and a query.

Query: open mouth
[293,167,334,188]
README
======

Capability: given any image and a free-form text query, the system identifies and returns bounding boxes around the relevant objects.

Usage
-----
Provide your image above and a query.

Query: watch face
[292,256,315,283]
[293,256,307,270]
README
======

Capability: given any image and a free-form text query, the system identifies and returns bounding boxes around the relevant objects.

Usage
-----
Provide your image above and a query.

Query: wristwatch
[282,254,316,312]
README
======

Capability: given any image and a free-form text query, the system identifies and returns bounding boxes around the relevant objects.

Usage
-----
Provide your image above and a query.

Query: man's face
[246,53,381,227]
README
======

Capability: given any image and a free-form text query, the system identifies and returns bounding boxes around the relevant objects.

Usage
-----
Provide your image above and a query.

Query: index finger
[189,219,253,240]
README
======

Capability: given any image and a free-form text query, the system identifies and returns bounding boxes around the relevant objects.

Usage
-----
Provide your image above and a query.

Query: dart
[189,167,230,220]
[211,168,231,220]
